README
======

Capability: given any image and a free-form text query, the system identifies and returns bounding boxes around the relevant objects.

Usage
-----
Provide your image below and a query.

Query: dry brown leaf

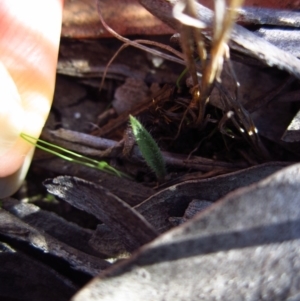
[62,0,175,38]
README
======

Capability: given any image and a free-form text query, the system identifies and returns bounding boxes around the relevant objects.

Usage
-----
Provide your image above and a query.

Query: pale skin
[0,0,63,196]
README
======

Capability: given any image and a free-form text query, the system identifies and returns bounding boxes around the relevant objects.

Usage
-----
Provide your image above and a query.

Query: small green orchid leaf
[129,115,166,181]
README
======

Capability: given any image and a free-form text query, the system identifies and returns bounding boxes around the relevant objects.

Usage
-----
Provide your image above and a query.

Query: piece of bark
[0,209,110,276]
[44,176,158,252]
[73,162,300,301]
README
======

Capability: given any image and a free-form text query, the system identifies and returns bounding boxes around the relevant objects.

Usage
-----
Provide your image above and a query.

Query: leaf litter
[2,0,300,300]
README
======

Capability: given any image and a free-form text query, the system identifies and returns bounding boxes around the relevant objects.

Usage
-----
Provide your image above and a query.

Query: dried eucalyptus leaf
[254,27,300,58]
[44,176,158,252]
[45,163,287,257]
[169,199,212,226]
[0,209,110,276]
[87,163,289,257]
[37,154,154,207]
[282,109,300,142]
[140,0,300,78]
[113,78,149,115]
[210,60,286,111]
[236,6,300,27]
[2,198,102,257]
[136,162,289,233]
[73,163,300,301]
[89,224,129,258]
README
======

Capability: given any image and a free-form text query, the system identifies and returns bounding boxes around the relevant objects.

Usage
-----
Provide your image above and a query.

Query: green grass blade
[20,132,129,178]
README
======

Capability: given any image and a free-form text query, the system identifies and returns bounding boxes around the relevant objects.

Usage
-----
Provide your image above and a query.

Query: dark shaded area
[0,239,77,301]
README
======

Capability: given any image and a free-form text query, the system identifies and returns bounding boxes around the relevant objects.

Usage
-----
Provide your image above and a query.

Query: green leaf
[129,115,166,180]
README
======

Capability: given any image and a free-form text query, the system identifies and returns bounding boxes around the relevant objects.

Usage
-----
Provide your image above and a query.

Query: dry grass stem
[96,0,186,90]
[173,0,244,125]
[99,38,185,91]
